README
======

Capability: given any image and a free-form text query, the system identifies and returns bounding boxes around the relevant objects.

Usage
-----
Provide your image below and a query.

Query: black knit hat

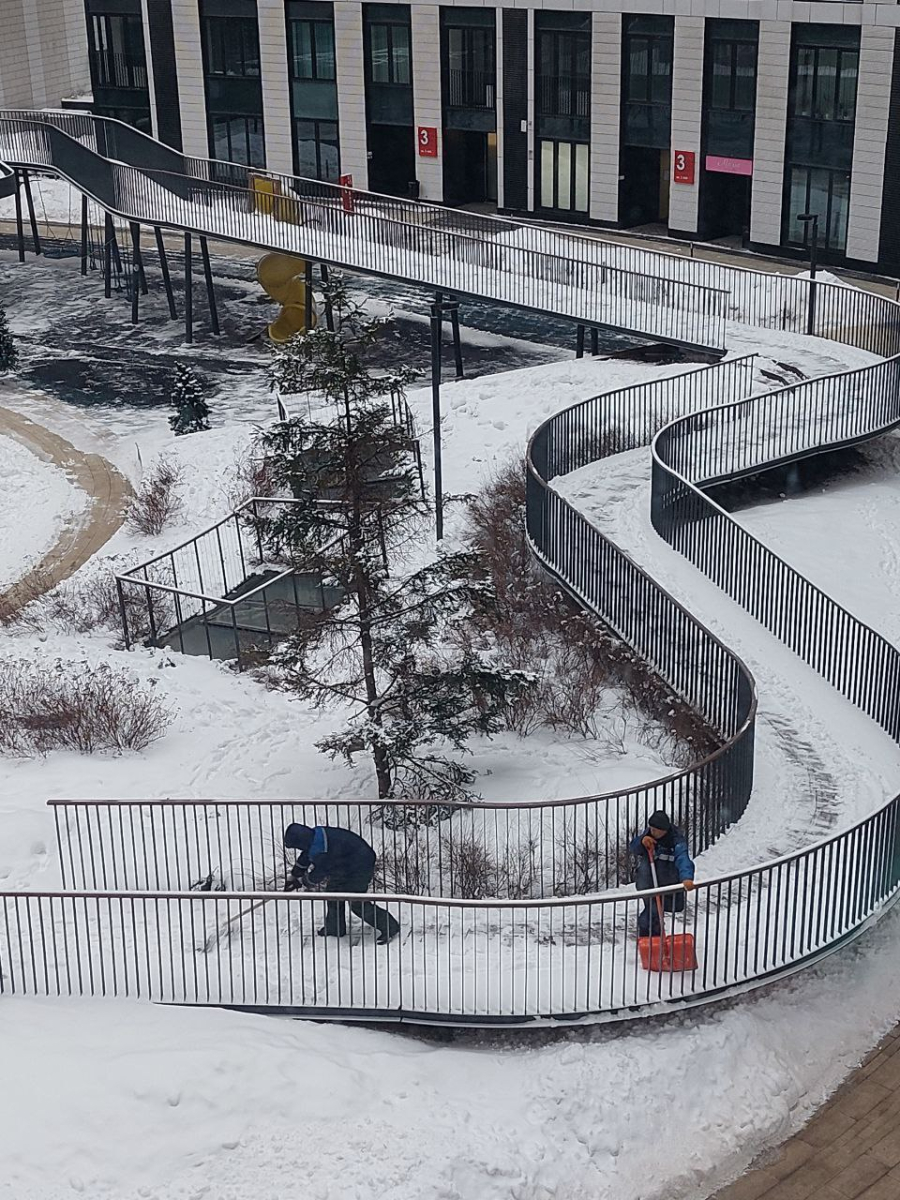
[284,823,313,850]
[647,810,671,833]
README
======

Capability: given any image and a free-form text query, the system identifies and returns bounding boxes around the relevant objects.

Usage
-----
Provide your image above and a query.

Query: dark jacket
[292,825,377,886]
[629,826,695,882]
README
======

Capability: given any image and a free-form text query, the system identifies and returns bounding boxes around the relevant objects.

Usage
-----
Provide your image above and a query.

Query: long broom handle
[648,844,668,953]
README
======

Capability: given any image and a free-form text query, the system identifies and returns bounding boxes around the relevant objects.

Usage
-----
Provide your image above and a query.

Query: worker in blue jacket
[629,810,696,936]
[283,823,400,945]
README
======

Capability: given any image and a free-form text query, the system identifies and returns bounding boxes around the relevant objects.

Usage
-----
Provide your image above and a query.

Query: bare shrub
[226,444,278,512]
[554,821,606,895]
[127,459,183,536]
[0,566,55,628]
[374,832,435,895]
[0,660,173,756]
[441,833,498,899]
[463,461,721,763]
[498,837,540,899]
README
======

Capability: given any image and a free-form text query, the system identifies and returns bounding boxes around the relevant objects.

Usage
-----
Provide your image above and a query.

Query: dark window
[294,118,340,180]
[791,44,858,122]
[786,165,850,252]
[626,33,672,104]
[202,16,261,76]
[367,22,411,84]
[90,13,148,90]
[447,26,495,109]
[709,40,756,112]
[538,29,590,119]
[210,114,265,165]
[290,17,335,80]
[200,5,265,166]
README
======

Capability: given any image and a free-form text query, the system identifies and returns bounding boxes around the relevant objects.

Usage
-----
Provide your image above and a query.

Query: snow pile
[3,901,900,1200]
[0,432,87,588]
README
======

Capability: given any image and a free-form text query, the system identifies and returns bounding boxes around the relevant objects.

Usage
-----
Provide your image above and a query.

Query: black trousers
[635,859,685,936]
[322,867,400,939]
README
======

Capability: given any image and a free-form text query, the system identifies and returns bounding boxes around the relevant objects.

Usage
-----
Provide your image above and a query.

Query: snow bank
[3,901,900,1200]
[0,432,87,588]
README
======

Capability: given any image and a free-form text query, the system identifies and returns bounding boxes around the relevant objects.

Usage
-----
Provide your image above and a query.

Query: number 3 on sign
[418,126,438,157]
[673,150,695,185]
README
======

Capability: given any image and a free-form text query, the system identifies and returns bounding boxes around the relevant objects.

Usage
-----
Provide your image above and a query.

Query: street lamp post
[797,212,819,337]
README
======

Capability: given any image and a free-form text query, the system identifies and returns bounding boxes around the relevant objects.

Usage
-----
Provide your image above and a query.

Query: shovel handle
[647,841,668,952]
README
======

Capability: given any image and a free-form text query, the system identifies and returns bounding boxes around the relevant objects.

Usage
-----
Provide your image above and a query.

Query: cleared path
[0,389,132,609]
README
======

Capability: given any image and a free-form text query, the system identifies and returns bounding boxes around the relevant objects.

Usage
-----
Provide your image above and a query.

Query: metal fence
[4,795,898,1022]
[0,110,728,353]
[114,497,343,665]
[5,114,900,1023]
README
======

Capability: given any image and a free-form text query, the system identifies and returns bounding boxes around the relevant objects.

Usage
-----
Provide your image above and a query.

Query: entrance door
[619,146,668,227]
[368,124,415,196]
[701,170,750,240]
[443,129,488,205]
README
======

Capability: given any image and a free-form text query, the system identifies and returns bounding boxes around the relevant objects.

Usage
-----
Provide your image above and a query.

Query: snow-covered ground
[1,264,899,1200]
[0,431,87,587]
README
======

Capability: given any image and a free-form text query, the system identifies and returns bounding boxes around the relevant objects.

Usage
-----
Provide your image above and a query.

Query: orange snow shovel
[638,843,698,972]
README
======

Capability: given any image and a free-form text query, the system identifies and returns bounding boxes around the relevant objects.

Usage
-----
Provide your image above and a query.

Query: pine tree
[262,279,533,805]
[168,363,210,436]
[0,307,18,373]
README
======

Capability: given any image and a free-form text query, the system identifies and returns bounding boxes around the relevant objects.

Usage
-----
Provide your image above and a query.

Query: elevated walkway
[0,109,727,356]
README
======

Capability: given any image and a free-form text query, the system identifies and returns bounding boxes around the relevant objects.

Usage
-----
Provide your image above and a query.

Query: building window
[202,17,261,76]
[626,32,672,105]
[210,114,265,165]
[540,140,589,212]
[447,26,494,109]
[622,16,674,149]
[200,2,265,168]
[792,45,858,123]
[290,17,335,80]
[89,13,148,90]
[367,21,411,85]
[787,166,850,253]
[294,118,339,180]
[538,29,590,120]
[709,40,756,112]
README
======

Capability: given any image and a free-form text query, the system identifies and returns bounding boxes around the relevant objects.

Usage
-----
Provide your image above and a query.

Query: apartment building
[0,0,90,109]
[76,0,900,273]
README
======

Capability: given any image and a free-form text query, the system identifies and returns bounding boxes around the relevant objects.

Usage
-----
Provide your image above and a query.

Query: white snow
[0,431,87,588]
[0,264,898,1199]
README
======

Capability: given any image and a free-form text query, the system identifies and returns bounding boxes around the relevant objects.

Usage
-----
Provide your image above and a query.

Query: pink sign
[705,155,753,177]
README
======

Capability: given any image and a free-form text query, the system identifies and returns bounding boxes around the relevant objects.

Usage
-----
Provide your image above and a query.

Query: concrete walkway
[710,1028,900,1200]
[0,392,132,609]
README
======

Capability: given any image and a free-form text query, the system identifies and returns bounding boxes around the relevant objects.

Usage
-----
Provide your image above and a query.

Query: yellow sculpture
[257,253,317,343]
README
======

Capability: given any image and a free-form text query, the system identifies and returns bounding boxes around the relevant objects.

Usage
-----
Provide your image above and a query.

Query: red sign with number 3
[673,150,695,184]
[418,127,438,157]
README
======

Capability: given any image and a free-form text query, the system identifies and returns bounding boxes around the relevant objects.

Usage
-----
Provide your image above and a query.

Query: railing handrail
[0,111,729,352]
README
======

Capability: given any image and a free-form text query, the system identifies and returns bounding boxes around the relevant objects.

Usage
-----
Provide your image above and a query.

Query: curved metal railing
[2,110,900,1021]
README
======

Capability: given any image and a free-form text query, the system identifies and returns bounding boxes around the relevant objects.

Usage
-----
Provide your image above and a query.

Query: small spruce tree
[0,307,18,373]
[262,278,533,804]
[169,363,210,436]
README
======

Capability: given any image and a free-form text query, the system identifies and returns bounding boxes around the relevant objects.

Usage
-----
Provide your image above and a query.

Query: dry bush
[498,837,540,900]
[0,660,173,756]
[554,822,607,895]
[440,833,498,899]
[0,566,55,628]
[374,833,435,895]
[127,458,183,536]
[226,444,278,512]
[463,461,721,762]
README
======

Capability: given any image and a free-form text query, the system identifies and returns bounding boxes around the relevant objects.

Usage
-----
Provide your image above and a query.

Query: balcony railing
[447,68,495,110]
[91,51,148,92]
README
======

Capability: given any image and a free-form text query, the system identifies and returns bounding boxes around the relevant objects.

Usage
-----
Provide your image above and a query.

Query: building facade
[0,0,90,110]
[76,0,900,273]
